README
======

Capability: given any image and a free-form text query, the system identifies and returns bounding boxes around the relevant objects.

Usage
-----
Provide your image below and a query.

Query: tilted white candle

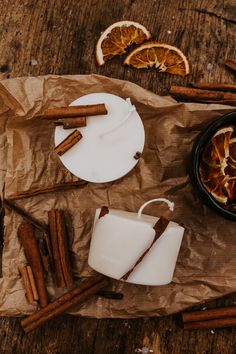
[89,213,155,279]
[88,199,184,286]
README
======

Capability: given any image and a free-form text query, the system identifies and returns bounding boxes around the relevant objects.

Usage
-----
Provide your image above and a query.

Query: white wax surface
[127,221,184,285]
[88,214,155,279]
[88,209,184,286]
[54,93,145,183]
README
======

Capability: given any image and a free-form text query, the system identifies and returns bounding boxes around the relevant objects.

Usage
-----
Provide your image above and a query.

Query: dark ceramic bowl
[190,111,236,221]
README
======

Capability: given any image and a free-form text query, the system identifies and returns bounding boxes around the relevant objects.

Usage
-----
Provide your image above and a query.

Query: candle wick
[99,100,136,138]
[137,198,175,219]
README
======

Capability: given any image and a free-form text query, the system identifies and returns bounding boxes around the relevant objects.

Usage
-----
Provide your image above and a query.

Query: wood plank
[0,0,235,353]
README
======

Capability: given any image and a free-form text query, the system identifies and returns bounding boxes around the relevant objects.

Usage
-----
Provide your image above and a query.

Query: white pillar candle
[88,199,184,286]
[89,213,155,279]
[54,93,145,183]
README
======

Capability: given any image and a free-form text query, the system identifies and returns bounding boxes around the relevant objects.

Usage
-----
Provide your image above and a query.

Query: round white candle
[88,200,184,286]
[54,93,145,183]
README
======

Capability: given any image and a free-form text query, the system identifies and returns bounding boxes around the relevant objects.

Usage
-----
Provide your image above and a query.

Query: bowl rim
[190,110,236,221]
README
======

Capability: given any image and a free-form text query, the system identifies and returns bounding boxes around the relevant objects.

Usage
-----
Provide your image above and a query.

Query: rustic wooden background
[0,0,236,353]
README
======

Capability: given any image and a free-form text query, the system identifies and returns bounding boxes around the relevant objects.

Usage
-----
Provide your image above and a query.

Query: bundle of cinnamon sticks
[3,199,116,332]
[43,103,108,156]
[17,208,74,298]
[18,223,49,307]
[5,198,74,309]
[170,59,236,106]
[170,83,236,106]
[182,304,236,330]
[42,103,107,128]
[12,209,109,332]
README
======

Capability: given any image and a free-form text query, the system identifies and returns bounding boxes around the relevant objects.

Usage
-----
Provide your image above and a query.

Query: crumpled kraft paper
[0,74,235,318]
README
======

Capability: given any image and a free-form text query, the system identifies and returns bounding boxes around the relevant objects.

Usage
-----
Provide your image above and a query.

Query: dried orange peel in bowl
[124,41,190,76]
[199,126,236,206]
[96,21,151,66]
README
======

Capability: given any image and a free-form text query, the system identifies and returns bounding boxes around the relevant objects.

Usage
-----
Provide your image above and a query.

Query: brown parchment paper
[0,74,236,318]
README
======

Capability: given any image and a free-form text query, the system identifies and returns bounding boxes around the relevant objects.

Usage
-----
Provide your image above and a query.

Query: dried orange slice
[124,41,190,76]
[96,21,151,66]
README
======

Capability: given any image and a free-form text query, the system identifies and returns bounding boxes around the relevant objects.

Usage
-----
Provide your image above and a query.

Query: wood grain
[0,0,236,353]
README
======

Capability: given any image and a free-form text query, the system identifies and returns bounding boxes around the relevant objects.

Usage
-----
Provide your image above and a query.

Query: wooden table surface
[0,1,236,353]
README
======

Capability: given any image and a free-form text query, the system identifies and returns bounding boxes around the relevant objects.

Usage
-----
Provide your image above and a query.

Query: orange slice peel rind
[96,20,151,66]
[124,41,190,77]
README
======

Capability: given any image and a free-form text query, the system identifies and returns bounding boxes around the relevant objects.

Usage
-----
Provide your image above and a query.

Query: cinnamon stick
[19,265,34,305]
[21,275,108,333]
[21,274,104,328]
[121,217,169,280]
[182,305,236,323]
[55,130,82,156]
[42,104,107,119]
[26,266,39,301]
[224,59,236,73]
[3,199,49,233]
[183,317,236,330]
[48,210,66,288]
[18,223,48,307]
[191,83,236,92]
[169,86,236,106]
[54,117,87,129]
[56,210,73,287]
[48,210,73,288]
[7,179,87,200]
[99,206,109,218]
